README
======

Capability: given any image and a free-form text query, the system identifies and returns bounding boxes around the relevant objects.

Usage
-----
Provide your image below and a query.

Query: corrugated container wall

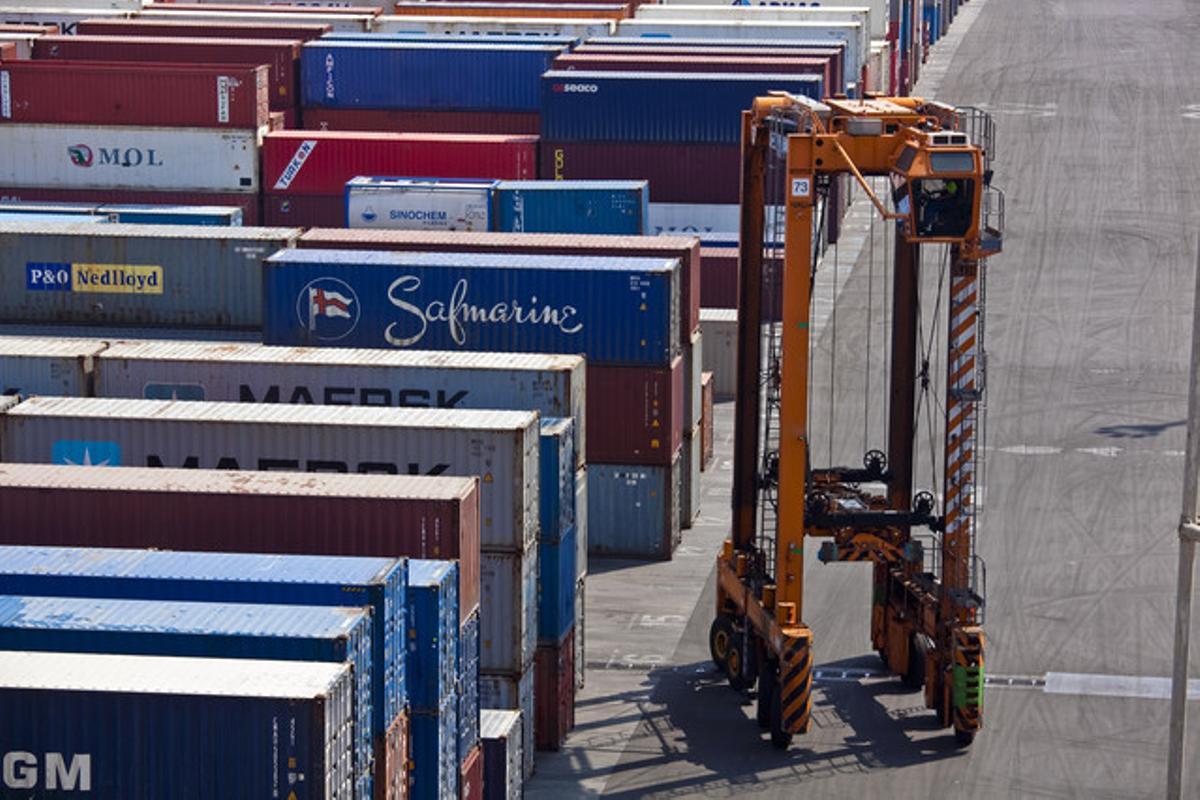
[75,18,333,41]
[345,177,495,232]
[587,454,682,560]
[480,548,538,675]
[540,140,741,204]
[494,180,648,236]
[411,699,459,800]
[0,188,263,226]
[458,610,481,764]
[0,336,102,396]
[407,560,459,713]
[461,745,484,800]
[538,524,576,645]
[480,669,535,780]
[538,417,576,543]
[533,627,575,751]
[587,357,684,465]
[480,709,523,800]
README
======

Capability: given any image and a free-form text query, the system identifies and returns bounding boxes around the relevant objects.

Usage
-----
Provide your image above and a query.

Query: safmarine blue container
[301,40,562,111]
[539,417,576,543]
[412,698,459,800]
[458,610,481,763]
[262,248,680,367]
[495,180,648,235]
[407,560,459,713]
[0,545,406,738]
[0,595,375,800]
[540,70,823,144]
[538,523,578,644]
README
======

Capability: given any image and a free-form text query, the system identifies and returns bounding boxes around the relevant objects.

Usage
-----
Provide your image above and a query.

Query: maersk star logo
[51,440,122,467]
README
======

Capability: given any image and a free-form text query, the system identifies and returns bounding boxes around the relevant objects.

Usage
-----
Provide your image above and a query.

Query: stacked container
[494,180,648,235]
[407,560,460,800]
[481,709,524,800]
[345,177,497,231]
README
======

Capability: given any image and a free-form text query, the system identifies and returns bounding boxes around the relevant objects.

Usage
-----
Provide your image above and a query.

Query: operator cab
[890,135,981,243]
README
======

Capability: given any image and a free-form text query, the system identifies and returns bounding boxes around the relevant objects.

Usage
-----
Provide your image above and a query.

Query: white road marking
[997,444,1063,455]
[1044,672,1200,701]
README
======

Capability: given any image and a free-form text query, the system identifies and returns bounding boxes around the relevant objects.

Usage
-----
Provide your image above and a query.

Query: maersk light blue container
[407,560,459,713]
[302,40,562,111]
[99,205,244,226]
[262,248,680,366]
[540,70,822,144]
[0,595,375,800]
[540,417,576,543]
[412,699,459,800]
[458,611,481,763]
[495,180,648,235]
[538,523,577,644]
[0,545,405,736]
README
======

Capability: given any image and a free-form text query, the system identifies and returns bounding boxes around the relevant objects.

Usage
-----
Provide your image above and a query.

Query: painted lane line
[1044,672,1200,701]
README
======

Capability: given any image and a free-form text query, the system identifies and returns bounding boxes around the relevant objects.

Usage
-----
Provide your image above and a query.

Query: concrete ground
[528,0,1200,796]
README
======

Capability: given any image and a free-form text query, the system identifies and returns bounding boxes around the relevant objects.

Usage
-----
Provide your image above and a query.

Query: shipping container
[700,370,714,470]
[685,330,703,438]
[587,357,683,465]
[0,336,101,396]
[346,177,495,231]
[540,140,742,204]
[551,52,831,89]
[652,0,886,39]
[369,15,615,38]
[96,204,245,226]
[0,8,131,37]
[587,451,682,560]
[0,322,259,343]
[0,595,375,799]
[0,61,270,129]
[92,338,585,468]
[296,227,700,342]
[699,245,738,308]
[302,40,562,112]
[263,248,679,368]
[0,212,110,225]
[76,17,332,40]
[540,70,821,144]
[0,650,355,799]
[140,7,378,33]
[480,548,538,674]
[0,125,262,194]
[699,307,737,400]
[458,610,481,764]
[460,744,484,800]
[494,180,647,235]
[574,575,585,689]
[533,626,575,751]
[0,545,407,743]
[31,35,303,111]
[382,710,411,800]
[0,396,536,554]
[538,524,576,645]
[266,193,352,228]
[0,464,479,622]
[407,559,459,713]
[304,107,541,136]
[682,422,702,528]
[479,669,534,780]
[390,3,628,20]
[0,222,299,328]
[575,466,588,580]
[0,187,262,225]
[539,417,575,543]
[412,699,459,800]
[480,709,522,800]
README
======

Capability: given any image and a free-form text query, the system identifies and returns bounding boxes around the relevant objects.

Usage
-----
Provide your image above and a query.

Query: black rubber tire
[727,635,751,692]
[709,614,734,671]
[901,633,928,691]
[756,659,776,729]
[769,677,794,750]
[954,727,976,748]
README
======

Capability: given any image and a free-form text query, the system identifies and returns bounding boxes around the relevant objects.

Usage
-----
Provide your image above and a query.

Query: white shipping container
[0,9,131,35]
[346,178,495,232]
[139,8,375,33]
[654,0,886,39]
[648,202,785,244]
[371,15,616,38]
[574,575,585,690]
[0,125,261,194]
[684,329,702,433]
[575,466,587,581]
[0,336,102,397]
[700,308,737,400]
[480,709,524,800]
[682,423,701,529]
[181,0,392,9]
[0,396,538,551]
[90,339,585,467]
[480,669,534,781]
[480,548,538,675]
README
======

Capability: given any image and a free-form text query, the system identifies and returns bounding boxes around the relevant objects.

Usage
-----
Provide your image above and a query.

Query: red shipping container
[263,192,343,228]
[700,246,738,310]
[587,357,683,466]
[303,107,541,136]
[700,371,714,472]
[31,35,301,111]
[263,130,538,196]
[533,627,575,752]
[540,140,740,204]
[76,18,331,41]
[0,60,269,128]
[0,464,482,625]
[552,53,830,89]
[459,745,483,800]
[380,711,409,800]
[296,228,701,341]
[0,187,261,225]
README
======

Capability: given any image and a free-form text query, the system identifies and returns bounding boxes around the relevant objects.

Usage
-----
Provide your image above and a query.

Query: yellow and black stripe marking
[780,631,814,734]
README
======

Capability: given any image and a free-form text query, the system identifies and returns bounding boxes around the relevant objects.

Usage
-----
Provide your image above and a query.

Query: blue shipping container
[538,523,577,644]
[539,417,576,543]
[540,70,822,144]
[323,31,582,48]
[0,595,375,800]
[458,611,481,764]
[0,545,406,739]
[0,650,356,798]
[495,180,648,235]
[412,699,459,800]
[302,41,563,111]
[98,205,244,226]
[407,560,459,713]
[262,248,680,366]
[588,455,682,560]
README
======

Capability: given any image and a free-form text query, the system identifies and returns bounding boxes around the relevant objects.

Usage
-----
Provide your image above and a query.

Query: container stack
[407,559,461,800]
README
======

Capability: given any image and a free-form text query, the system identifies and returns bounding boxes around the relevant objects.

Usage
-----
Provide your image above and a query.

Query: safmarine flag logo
[67,144,93,168]
[296,277,360,341]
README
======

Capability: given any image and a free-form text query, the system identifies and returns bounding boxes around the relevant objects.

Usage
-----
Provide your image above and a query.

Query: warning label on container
[217,76,231,125]
[26,262,163,295]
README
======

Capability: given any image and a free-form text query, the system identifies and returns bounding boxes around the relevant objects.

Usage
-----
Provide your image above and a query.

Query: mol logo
[3,751,91,791]
[552,83,599,94]
[67,144,163,169]
[296,277,360,342]
[67,144,92,167]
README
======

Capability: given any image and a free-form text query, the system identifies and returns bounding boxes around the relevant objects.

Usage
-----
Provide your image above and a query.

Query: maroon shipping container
[0,187,261,225]
[0,60,270,128]
[588,357,683,466]
[76,18,331,41]
[296,228,701,341]
[459,745,482,800]
[303,107,541,136]
[700,371,713,472]
[264,193,343,228]
[551,53,830,90]
[541,140,740,204]
[263,131,538,197]
[0,464,482,624]
[0,42,15,61]
[700,246,738,310]
[31,35,302,112]
[381,711,410,800]
[533,627,575,752]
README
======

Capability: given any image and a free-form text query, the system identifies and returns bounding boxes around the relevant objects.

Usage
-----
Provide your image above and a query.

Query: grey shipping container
[587,451,682,560]
[480,709,523,800]
[684,329,702,433]
[480,548,538,675]
[0,222,300,329]
[699,308,737,400]
[0,650,356,799]
[682,423,702,529]
[92,339,586,468]
[0,395,538,552]
[480,669,535,781]
[0,336,103,396]
[575,466,588,580]
[575,576,586,690]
